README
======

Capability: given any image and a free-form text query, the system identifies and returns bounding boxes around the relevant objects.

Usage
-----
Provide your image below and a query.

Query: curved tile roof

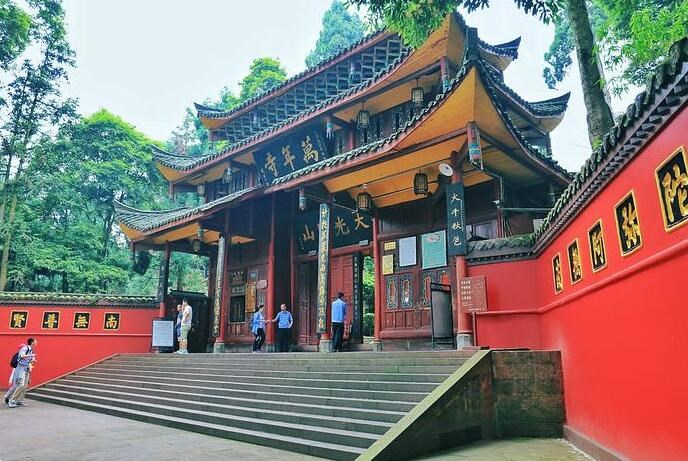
[272,51,572,186]
[154,47,413,173]
[478,37,521,59]
[0,291,157,307]
[195,30,389,121]
[114,186,261,233]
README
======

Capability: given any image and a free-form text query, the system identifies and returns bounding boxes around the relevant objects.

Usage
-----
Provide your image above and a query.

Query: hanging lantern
[412,78,424,108]
[298,187,307,211]
[356,185,373,213]
[223,165,233,184]
[192,227,204,253]
[326,119,334,139]
[413,172,429,196]
[357,101,370,129]
[197,183,206,198]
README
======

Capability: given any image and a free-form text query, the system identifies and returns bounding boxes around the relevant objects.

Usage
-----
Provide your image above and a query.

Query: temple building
[115,13,572,352]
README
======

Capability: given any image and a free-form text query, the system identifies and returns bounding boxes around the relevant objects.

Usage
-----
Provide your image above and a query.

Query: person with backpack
[6,338,37,408]
[251,304,266,353]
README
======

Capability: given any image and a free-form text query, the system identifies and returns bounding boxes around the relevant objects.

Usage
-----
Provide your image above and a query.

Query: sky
[62,0,638,173]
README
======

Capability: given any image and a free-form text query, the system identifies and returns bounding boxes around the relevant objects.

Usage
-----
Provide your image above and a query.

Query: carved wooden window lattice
[385,275,399,309]
[400,273,414,308]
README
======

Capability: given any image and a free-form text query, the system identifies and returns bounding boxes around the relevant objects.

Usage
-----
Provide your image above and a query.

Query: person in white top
[176,299,193,354]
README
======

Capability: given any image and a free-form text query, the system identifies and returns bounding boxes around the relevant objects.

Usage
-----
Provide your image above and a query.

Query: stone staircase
[28,351,474,460]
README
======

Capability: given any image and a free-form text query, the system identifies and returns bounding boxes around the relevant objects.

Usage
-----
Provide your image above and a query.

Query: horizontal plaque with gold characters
[103,312,121,331]
[42,311,60,329]
[73,312,91,330]
[587,220,607,272]
[615,190,643,256]
[9,310,28,329]
[552,253,563,294]
[655,145,688,232]
[567,239,583,284]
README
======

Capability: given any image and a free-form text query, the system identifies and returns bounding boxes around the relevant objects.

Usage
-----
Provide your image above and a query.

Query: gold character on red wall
[615,191,643,256]
[42,311,60,329]
[552,254,563,294]
[10,311,27,329]
[567,240,583,284]
[656,146,688,231]
[588,220,607,272]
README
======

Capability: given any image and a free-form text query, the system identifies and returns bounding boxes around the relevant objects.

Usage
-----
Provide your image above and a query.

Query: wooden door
[330,255,354,325]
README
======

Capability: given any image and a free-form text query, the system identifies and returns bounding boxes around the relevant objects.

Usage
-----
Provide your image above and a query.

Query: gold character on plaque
[11,312,27,328]
[302,136,320,163]
[353,212,370,230]
[264,153,278,177]
[282,145,295,171]
[621,203,641,248]
[334,216,350,236]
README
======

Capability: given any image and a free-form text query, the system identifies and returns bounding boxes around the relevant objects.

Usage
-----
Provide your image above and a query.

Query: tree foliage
[0,0,31,70]
[239,57,288,101]
[348,0,558,47]
[305,1,365,68]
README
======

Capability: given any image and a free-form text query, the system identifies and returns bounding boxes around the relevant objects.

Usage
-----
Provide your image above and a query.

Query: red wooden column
[451,154,474,347]
[372,215,382,351]
[266,194,277,349]
[158,242,171,318]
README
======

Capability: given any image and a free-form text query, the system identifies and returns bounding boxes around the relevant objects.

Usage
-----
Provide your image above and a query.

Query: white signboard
[399,236,417,267]
[152,319,174,348]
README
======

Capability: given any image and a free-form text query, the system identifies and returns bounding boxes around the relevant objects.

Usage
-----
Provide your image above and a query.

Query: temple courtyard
[0,400,590,461]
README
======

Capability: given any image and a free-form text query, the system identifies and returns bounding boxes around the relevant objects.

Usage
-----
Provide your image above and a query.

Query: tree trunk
[565,0,615,146]
[0,191,18,291]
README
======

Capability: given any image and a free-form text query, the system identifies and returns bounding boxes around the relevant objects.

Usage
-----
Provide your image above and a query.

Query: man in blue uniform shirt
[270,303,293,352]
[331,292,347,352]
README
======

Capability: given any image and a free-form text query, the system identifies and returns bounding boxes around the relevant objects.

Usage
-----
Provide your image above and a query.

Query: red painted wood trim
[373,215,382,342]
[266,194,277,345]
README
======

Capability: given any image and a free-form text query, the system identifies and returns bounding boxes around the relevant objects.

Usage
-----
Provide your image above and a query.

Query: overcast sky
[62,0,637,173]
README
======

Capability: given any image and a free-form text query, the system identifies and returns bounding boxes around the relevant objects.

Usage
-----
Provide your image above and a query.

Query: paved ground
[0,400,591,461]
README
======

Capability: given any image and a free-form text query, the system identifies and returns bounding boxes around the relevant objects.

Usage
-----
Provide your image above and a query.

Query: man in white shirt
[176,299,193,354]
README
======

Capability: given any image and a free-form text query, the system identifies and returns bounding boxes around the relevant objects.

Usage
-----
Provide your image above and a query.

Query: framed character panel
[9,311,28,329]
[73,312,91,330]
[614,190,643,256]
[655,145,688,232]
[552,253,564,294]
[103,312,121,331]
[567,239,583,284]
[41,311,60,330]
[385,275,399,309]
[588,220,608,272]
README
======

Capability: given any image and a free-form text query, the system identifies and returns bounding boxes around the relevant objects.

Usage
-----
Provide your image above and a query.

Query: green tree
[239,57,287,101]
[0,0,77,290]
[305,1,365,68]
[0,0,31,70]
[9,110,168,293]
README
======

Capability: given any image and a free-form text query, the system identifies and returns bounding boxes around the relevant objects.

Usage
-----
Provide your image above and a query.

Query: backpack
[9,346,28,368]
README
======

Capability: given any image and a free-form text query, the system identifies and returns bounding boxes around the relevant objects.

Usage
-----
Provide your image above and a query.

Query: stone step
[28,392,363,461]
[50,379,407,423]
[90,364,454,383]
[60,375,417,412]
[69,372,427,403]
[116,350,474,360]
[30,388,379,448]
[39,384,395,435]
[109,356,468,367]
[74,369,439,393]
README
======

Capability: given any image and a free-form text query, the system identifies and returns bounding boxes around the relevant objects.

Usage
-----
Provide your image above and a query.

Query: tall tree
[348,0,617,146]
[239,57,287,101]
[305,1,366,68]
[564,0,615,145]
[0,0,31,70]
[0,0,77,290]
